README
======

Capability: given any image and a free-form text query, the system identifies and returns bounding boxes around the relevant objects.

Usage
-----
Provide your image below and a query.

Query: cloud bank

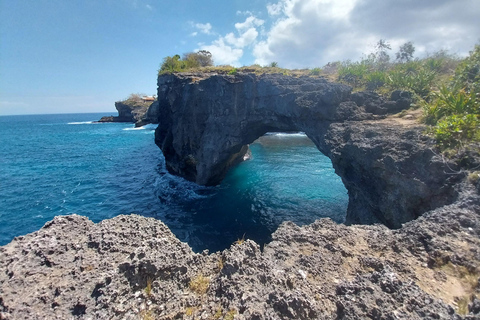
[200,0,480,68]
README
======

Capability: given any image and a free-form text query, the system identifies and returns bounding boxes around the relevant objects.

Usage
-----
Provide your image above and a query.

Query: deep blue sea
[0,113,348,252]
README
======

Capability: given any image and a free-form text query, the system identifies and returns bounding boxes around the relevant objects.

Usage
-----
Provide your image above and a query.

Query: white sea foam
[265,132,306,137]
[142,124,158,130]
[123,124,158,131]
[124,125,145,131]
[68,121,94,125]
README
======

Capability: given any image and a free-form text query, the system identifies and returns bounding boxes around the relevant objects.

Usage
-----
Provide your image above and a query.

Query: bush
[452,45,480,92]
[365,71,387,90]
[434,114,479,148]
[387,62,436,98]
[159,51,214,74]
[422,45,480,149]
[337,60,370,87]
[309,67,322,76]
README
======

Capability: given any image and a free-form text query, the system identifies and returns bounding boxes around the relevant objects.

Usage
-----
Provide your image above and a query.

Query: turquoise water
[0,113,348,252]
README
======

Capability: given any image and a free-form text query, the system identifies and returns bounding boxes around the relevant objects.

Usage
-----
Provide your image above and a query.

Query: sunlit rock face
[152,72,460,228]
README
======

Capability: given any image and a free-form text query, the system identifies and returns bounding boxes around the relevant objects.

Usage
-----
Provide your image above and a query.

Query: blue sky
[1,0,479,115]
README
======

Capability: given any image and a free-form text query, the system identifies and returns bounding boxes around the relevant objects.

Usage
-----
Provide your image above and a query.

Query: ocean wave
[123,127,145,131]
[154,173,213,204]
[142,124,159,130]
[123,124,158,131]
[265,132,306,137]
[68,121,94,125]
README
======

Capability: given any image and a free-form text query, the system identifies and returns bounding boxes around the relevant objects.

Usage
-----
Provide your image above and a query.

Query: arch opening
[155,73,460,234]
[154,131,349,252]
[239,132,348,224]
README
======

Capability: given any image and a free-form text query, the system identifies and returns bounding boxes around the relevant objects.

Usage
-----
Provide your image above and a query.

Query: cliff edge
[98,95,158,127]
[1,200,479,319]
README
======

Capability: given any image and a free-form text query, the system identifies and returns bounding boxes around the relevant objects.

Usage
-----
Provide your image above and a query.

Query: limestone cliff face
[154,73,368,184]
[152,72,461,228]
[98,100,156,127]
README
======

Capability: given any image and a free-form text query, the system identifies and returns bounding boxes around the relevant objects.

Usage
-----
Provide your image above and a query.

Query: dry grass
[185,306,196,316]
[189,274,210,295]
[217,257,224,271]
[145,277,153,297]
[235,234,246,245]
[467,171,480,184]
[224,309,236,320]
[213,307,223,319]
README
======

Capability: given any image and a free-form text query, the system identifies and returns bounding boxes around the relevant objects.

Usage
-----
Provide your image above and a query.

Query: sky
[1,0,479,115]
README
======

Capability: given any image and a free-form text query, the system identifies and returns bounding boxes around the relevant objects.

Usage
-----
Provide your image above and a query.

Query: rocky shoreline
[98,99,159,127]
[1,72,479,319]
[1,189,479,319]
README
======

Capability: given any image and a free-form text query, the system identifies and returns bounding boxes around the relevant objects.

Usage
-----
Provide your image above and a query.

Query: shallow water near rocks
[0,113,348,252]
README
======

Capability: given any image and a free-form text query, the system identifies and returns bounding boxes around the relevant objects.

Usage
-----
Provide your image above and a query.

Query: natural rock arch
[153,72,460,228]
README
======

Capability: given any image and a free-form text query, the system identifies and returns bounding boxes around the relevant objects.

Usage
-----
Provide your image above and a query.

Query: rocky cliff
[1,199,479,319]
[152,72,463,228]
[1,72,479,319]
[98,100,158,127]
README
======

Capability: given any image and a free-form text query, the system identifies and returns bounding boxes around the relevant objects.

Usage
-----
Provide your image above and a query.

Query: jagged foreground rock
[1,198,479,320]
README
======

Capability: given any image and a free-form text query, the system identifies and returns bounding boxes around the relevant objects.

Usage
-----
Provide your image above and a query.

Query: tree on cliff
[371,39,392,70]
[396,42,415,63]
[159,51,214,74]
[183,50,214,67]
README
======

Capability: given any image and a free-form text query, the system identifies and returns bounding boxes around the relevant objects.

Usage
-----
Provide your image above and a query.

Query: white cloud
[235,16,264,32]
[237,10,254,16]
[200,39,244,66]
[194,22,213,35]
[267,2,283,16]
[252,0,480,68]
[199,16,264,66]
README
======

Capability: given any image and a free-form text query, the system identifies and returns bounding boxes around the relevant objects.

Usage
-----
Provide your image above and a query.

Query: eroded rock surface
[1,197,479,320]
[152,72,460,227]
[98,100,157,127]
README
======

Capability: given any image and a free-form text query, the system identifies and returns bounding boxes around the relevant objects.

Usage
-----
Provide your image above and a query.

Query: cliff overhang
[152,72,467,228]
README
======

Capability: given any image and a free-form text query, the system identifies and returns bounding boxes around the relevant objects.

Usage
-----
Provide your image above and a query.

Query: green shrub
[426,86,479,123]
[228,68,237,75]
[337,60,370,88]
[434,114,480,148]
[159,51,214,74]
[452,45,480,92]
[365,71,387,90]
[422,45,480,149]
[309,67,322,76]
[387,62,436,97]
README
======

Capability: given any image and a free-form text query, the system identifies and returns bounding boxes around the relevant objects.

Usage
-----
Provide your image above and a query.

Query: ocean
[0,113,348,252]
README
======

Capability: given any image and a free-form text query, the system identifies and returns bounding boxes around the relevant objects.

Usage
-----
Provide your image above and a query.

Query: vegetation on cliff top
[158,51,214,74]
[334,41,479,150]
[424,45,480,149]
[159,43,479,150]
[118,93,156,108]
